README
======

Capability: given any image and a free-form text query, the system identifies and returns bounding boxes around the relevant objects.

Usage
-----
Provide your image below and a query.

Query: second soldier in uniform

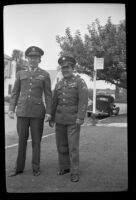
[49,55,88,182]
[8,46,52,177]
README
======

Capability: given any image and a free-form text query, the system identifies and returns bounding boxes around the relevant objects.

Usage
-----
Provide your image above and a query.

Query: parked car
[87,94,120,118]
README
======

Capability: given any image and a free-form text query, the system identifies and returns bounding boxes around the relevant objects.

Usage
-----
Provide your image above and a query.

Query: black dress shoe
[71,174,79,182]
[8,170,23,177]
[57,169,70,175]
[33,170,41,176]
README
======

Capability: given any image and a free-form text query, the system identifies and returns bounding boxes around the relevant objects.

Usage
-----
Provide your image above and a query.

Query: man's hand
[44,114,51,122]
[49,121,55,128]
[8,111,15,119]
[76,118,84,127]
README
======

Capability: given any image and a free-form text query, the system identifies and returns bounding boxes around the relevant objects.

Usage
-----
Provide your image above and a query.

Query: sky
[4,3,125,89]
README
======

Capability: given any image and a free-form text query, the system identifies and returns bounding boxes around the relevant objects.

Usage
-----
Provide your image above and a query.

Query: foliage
[12,49,23,62]
[115,87,127,103]
[12,49,27,73]
[56,17,126,89]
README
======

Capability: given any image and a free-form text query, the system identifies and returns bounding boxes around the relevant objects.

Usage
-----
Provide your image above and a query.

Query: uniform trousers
[15,117,44,172]
[55,123,81,175]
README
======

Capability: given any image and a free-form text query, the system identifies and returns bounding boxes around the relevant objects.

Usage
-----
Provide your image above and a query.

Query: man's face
[28,56,41,68]
[61,65,73,78]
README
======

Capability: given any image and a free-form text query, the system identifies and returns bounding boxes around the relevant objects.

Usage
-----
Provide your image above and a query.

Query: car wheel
[115,108,120,115]
[108,110,112,117]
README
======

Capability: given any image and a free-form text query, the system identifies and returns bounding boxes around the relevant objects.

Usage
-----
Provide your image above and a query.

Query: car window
[97,97,109,101]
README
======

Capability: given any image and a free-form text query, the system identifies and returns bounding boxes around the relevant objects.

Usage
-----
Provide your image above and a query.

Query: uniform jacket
[9,67,52,118]
[51,74,88,124]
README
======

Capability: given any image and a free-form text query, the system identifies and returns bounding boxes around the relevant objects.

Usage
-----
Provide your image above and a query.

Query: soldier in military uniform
[8,46,52,177]
[49,55,88,182]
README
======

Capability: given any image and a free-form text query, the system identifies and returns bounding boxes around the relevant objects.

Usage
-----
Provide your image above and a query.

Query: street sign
[94,57,104,70]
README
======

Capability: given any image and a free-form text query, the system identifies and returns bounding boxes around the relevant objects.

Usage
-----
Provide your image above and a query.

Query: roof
[4,54,12,61]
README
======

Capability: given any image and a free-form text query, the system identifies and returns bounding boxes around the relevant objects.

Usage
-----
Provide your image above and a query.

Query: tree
[56,17,126,89]
[12,49,27,73]
[12,49,23,62]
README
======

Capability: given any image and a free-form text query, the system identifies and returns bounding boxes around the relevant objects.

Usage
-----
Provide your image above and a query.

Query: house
[4,54,16,97]
[4,54,61,97]
[4,54,29,97]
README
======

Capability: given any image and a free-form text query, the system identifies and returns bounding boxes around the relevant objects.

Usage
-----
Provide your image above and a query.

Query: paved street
[5,113,128,192]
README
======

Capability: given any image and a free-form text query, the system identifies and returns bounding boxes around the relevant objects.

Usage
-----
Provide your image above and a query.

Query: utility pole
[92,56,104,126]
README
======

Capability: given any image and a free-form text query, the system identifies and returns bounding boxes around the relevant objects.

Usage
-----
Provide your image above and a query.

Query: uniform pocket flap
[20,75,28,80]
[35,76,45,80]
[17,98,26,105]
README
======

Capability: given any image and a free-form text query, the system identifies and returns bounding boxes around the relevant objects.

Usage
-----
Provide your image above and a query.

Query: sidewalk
[5,114,128,192]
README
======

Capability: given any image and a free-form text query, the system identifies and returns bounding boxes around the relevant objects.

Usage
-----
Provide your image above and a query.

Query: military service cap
[58,55,76,67]
[25,46,44,57]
